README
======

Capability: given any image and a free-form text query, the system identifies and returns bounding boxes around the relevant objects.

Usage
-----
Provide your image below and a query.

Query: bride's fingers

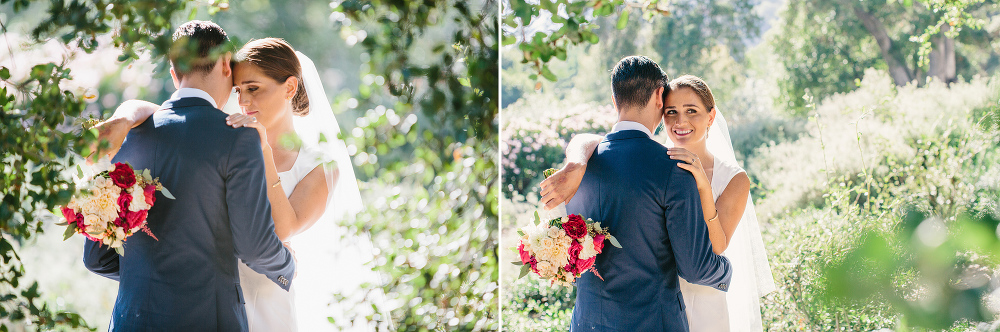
[677,162,696,173]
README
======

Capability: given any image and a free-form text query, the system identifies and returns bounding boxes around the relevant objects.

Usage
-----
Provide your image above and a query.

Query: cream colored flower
[128,184,149,212]
[579,235,598,259]
[546,226,565,239]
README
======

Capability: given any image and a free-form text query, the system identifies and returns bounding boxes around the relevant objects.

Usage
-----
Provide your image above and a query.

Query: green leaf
[616,10,630,30]
[77,164,84,178]
[142,169,152,182]
[518,264,530,279]
[0,67,9,80]
[62,223,77,241]
[458,77,470,87]
[160,186,175,200]
[188,7,198,20]
[607,234,622,249]
[540,66,557,82]
[517,229,525,237]
[114,246,124,256]
[511,260,523,266]
[534,211,540,226]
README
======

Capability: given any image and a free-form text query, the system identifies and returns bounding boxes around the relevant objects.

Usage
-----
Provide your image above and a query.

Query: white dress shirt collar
[171,88,218,109]
[609,121,653,139]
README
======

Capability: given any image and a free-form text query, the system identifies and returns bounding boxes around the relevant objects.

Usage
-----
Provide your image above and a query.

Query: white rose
[579,235,598,259]
[128,184,149,211]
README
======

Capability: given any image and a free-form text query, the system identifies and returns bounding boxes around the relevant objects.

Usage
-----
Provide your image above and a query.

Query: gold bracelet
[271,180,282,188]
[707,210,719,223]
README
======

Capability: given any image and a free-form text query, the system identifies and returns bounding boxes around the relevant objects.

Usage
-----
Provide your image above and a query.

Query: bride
[540,75,775,331]
[94,38,377,331]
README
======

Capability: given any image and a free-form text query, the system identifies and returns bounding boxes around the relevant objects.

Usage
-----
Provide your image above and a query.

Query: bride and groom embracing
[539,55,776,331]
[83,20,372,331]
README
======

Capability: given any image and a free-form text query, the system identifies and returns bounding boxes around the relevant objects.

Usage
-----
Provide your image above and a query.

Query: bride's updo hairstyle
[235,38,310,116]
[665,75,716,113]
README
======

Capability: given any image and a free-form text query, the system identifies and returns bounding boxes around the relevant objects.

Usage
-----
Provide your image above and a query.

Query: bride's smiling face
[233,62,296,127]
[663,87,714,147]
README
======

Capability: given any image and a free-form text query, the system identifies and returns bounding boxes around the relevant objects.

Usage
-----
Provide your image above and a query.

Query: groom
[566,55,732,331]
[83,21,295,331]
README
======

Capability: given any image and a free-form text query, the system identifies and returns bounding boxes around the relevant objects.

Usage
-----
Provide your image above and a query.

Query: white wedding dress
[229,51,380,331]
[669,110,776,332]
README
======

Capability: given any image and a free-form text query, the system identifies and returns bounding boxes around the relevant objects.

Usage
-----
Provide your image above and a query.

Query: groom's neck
[617,108,659,133]
[178,79,224,107]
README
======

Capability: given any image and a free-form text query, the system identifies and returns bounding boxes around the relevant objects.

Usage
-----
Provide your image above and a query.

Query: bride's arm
[88,100,158,160]
[670,148,750,254]
[226,114,336,241]
[539,133,603,209]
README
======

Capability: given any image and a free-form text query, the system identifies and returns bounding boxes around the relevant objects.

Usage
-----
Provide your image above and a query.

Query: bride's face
[233,62,295,127]
[663,87,714,147]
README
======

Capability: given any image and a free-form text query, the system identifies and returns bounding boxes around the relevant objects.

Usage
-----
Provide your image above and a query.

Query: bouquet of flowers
[513,169,622,287]
[58,158,174,255]
[514,211,622,286]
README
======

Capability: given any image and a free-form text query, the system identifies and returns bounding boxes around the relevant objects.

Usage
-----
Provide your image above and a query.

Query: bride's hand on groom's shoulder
[226,114,268,148]
[667,148,709,189]
[539,162,586,210]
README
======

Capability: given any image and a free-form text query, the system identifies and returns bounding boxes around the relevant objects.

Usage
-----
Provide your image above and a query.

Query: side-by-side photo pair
[2,0,1000,331]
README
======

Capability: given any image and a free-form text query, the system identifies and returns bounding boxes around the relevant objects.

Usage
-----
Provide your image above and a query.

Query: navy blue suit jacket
[83,97,296,331]
[567,129,733,331]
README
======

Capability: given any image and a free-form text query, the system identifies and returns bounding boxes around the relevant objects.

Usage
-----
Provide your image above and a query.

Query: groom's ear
[169,67,180,90]
[651,86,665,110]
[220,52,233,78]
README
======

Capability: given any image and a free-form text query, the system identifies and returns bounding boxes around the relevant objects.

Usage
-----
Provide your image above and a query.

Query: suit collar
[161,97,218,111]
[604,129,653,142]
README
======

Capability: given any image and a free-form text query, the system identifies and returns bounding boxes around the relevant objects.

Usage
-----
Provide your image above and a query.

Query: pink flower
[109,163,136,188]
[117,189,132,213]
[125,210,148,229]
[517,242,532,265]
[143,185,157,206]
[577,256,596,272]
[594,234,606,254]
[61,207,77,224]
[562,215,588,239]
[564,241,583,274]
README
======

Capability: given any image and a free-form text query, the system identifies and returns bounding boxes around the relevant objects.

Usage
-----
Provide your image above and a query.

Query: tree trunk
[928,23,958,84]
[849,3,914,86]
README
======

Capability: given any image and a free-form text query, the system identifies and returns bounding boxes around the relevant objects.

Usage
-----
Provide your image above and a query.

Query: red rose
[112,216,128,228]
[593,234,606,254]
[117,189,132,212]
[528,257,538,273]
[562,215,588,239]
[517,242,533,265]
[74,213,84,228]
[61,207,77,224]
[126,210,148,229]
[109,163,136,188]
[143,185,157,206]
[565,241,583,274]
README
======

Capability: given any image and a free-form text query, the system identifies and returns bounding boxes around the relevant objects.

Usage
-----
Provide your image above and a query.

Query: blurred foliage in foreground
[334,0,499,330]
[1,0,498,330]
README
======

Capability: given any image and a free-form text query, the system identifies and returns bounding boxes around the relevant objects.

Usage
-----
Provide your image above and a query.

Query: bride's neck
[265,111,297,152]
[681,141,713,166]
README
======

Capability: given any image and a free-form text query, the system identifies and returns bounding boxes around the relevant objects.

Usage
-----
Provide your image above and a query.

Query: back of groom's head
[169,20,230,80]
[611,55,668,112]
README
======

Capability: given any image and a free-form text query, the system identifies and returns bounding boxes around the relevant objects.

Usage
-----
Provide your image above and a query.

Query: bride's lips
[673,129,693,137]
[244,111,259,116]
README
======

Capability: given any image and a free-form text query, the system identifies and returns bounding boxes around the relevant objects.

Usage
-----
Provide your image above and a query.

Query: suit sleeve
[225,129,296,291]
[663,165,733,291]
[83,239,120,281]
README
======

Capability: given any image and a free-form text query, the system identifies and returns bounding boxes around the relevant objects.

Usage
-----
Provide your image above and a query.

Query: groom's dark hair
[169,20,232,79]
[611,55,668,111]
